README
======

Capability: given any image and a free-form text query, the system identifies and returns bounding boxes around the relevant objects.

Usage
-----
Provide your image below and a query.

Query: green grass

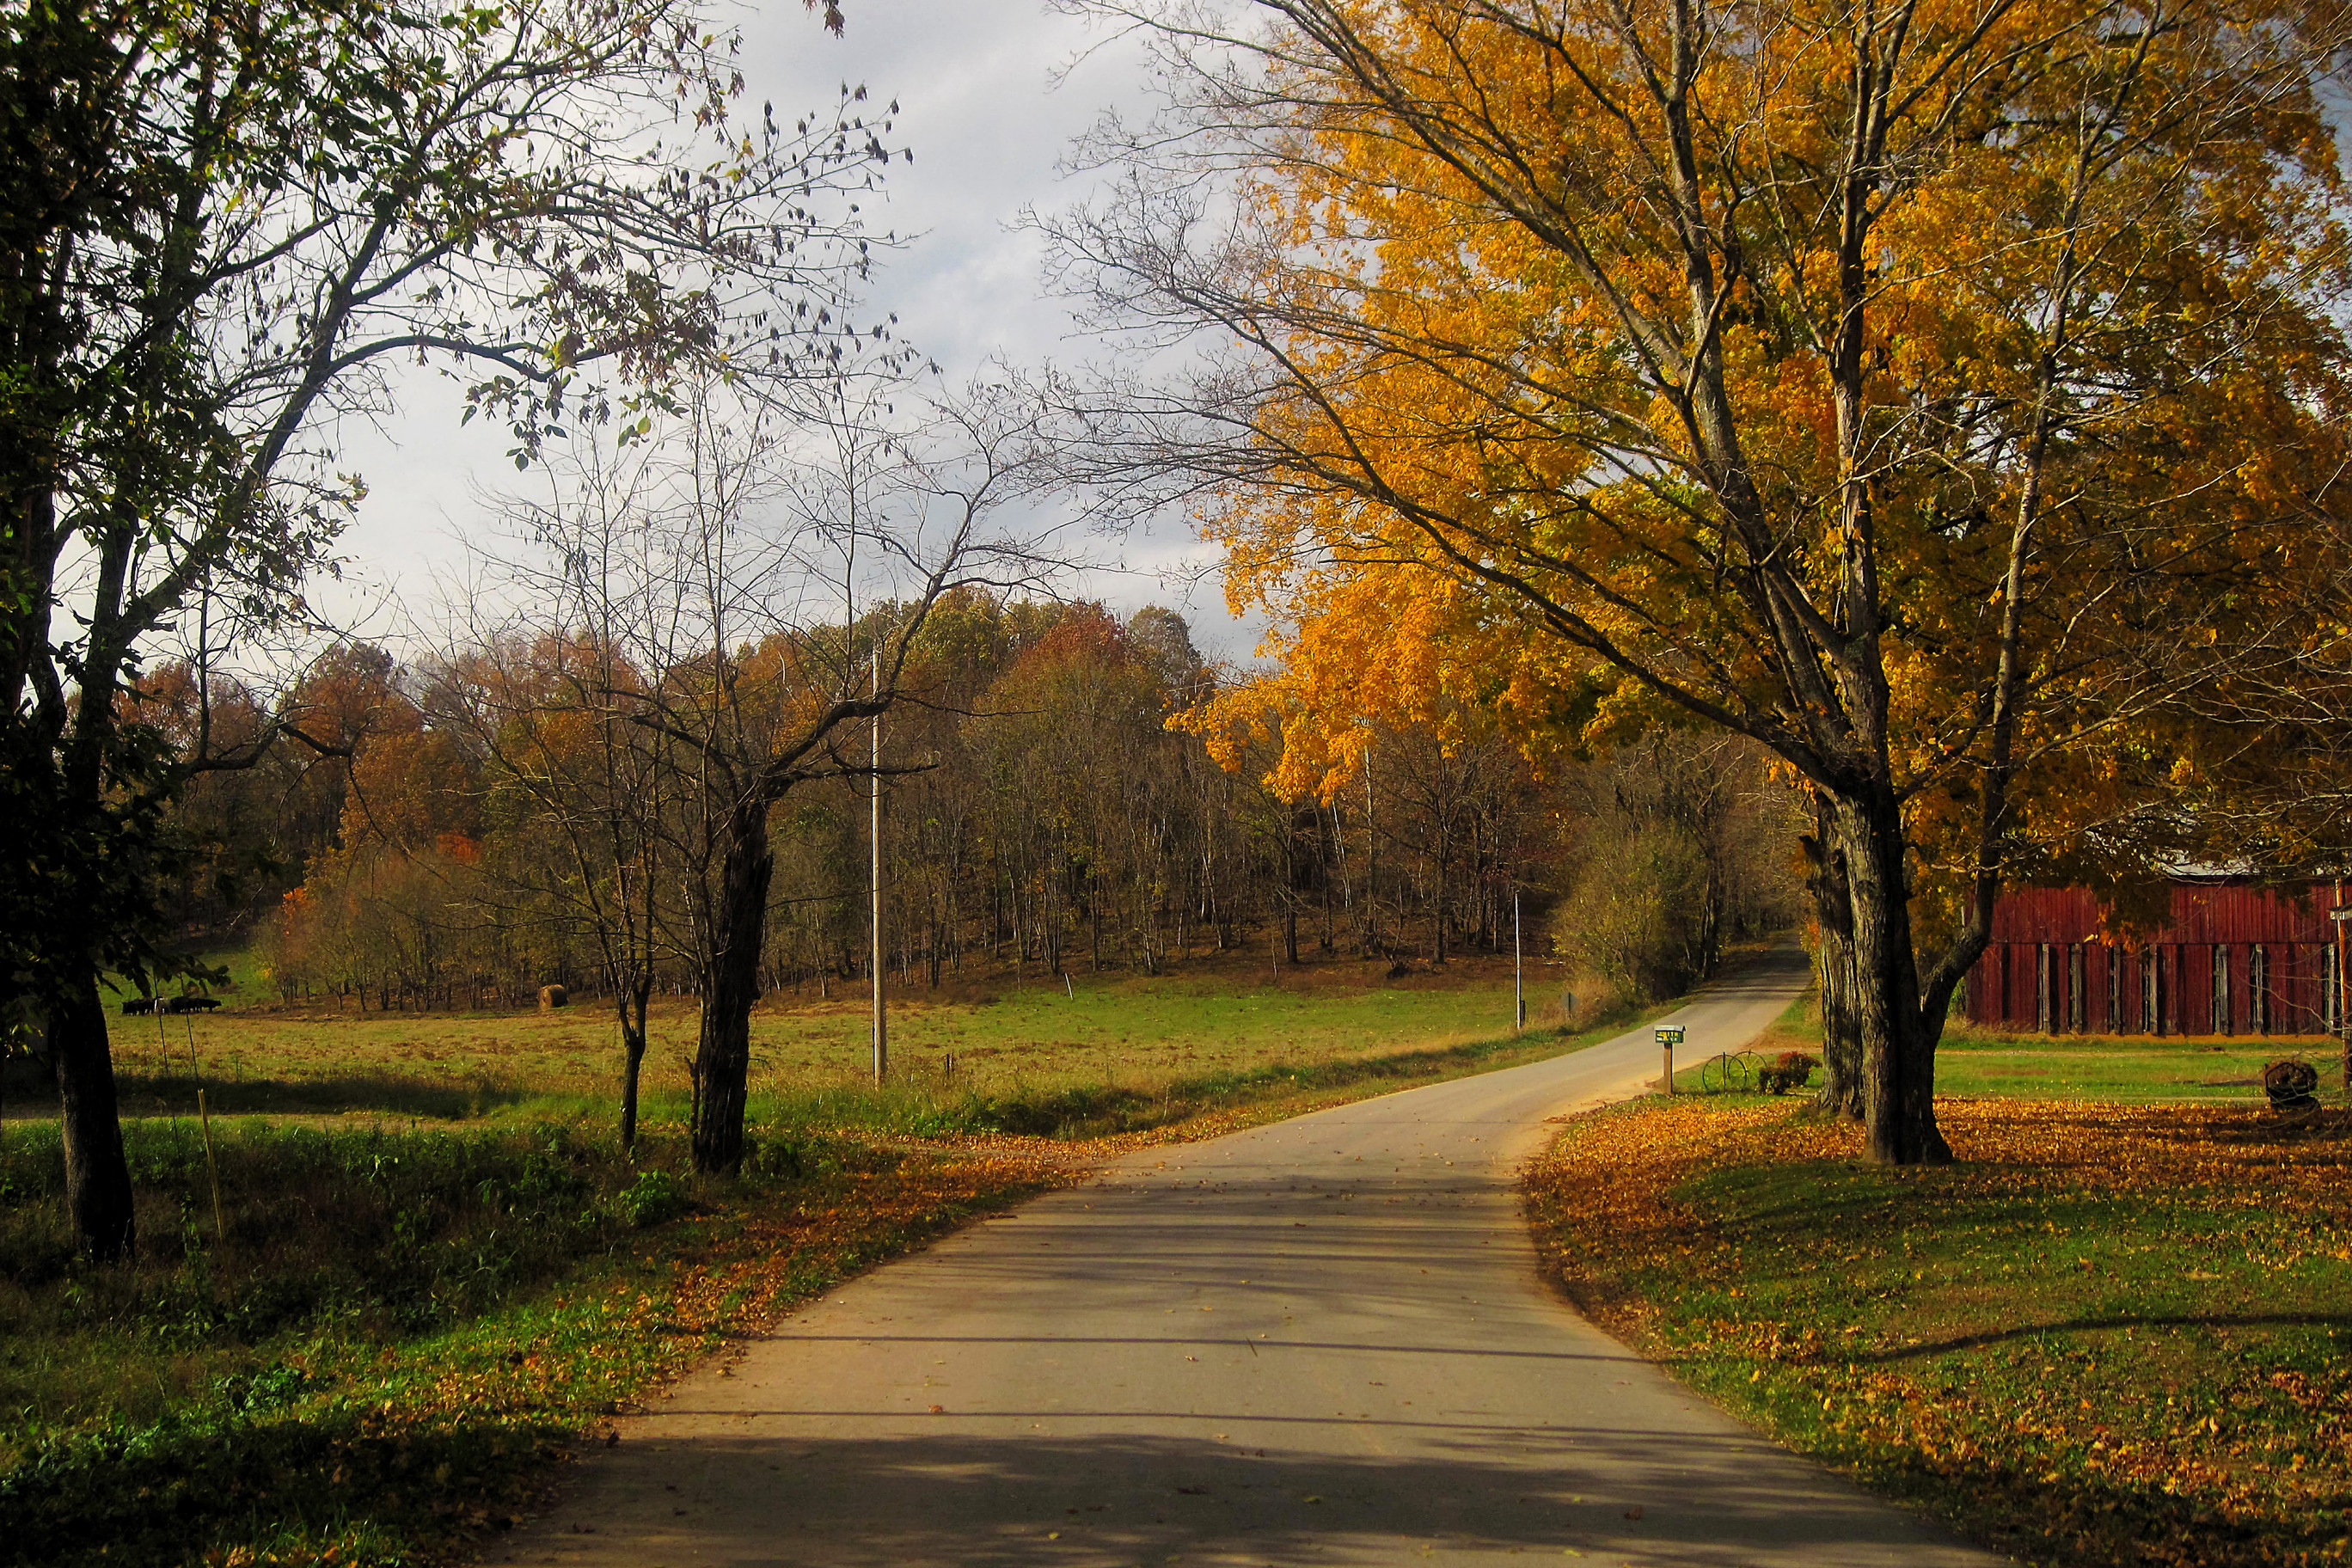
[1666,987,2349,1105]
[0,1116,1078,1568]
[1528,1095,2352,1568]
[71,952,1565,1125]
[1939,1028,2348,1105]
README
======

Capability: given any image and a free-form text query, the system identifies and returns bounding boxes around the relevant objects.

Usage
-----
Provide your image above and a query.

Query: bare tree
[432,459,690,1148]
[483,378,1061,1170]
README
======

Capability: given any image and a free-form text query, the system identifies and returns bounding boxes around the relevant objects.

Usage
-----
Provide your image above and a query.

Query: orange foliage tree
[1048,0,2352,1161]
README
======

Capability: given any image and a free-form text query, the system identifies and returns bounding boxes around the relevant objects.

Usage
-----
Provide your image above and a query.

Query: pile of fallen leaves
[1527,1098,2352,1568]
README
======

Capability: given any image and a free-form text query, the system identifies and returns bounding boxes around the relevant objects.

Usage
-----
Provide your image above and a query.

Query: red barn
[1962,880,2349,1036]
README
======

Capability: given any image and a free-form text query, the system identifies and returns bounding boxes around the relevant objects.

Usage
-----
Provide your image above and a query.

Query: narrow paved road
[493,949,2008,1566]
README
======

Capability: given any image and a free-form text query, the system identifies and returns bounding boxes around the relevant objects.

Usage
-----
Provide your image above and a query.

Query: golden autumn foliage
[1202,0,2352,846]
[1081,0,2352,1159]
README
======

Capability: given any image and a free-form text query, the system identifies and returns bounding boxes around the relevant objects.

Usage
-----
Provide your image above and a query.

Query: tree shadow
[1,1402,572,1568]
[492,1426,1988,1567]
[1853,1311,2352,1363]
[114,1071,533,1120]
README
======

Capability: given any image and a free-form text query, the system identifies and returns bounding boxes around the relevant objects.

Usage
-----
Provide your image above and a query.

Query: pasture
[68,952,1563,1127]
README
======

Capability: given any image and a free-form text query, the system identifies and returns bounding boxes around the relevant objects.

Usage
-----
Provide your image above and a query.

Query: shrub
[1758,1051,1818,1096]
[613,1168,689,1229]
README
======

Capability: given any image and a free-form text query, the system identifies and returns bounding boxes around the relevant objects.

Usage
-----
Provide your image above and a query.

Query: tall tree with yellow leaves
[1046,0,2352,1161]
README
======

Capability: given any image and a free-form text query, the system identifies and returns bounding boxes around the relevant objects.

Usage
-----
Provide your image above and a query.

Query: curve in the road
[489,946,2011,1566]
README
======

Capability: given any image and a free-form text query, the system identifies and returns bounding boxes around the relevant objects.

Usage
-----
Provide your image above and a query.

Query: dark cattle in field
[121,997,156,1016]
[162,995,222,1014]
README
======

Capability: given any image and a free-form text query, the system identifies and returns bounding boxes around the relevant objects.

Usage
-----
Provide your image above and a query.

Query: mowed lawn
[1571,988,2352,1568]
[1718,991,2349,1106]
[78,955,1553,1123]
[1529,1096,2352,1568]
[1938,1030,2348,1104]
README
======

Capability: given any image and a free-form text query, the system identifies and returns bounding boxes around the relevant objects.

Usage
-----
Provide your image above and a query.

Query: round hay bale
[539,983,569,1010]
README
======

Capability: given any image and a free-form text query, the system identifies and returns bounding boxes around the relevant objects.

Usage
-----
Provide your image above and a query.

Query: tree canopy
[1,0,894,1256]
[1046,0,2352,1161]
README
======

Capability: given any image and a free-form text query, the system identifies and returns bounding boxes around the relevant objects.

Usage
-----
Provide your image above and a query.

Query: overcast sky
[330,0,1264,658]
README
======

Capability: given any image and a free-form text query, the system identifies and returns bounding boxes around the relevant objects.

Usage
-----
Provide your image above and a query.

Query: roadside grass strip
[0,1122,1083,1568]
[1525,1096,2352,1568]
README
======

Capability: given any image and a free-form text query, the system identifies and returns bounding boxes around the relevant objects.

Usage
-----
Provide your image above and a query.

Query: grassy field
[1693,991,2351,1105]
[1,949,1643,1568]
[76,952,1559,1127]
[1531,1094,2352,1568]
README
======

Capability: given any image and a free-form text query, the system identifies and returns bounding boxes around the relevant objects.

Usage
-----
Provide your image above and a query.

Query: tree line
[147,593,1799,1043]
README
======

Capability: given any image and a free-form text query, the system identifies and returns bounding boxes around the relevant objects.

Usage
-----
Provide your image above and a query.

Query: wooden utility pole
[872,651,887,1087]
[1512,886,1524,1034]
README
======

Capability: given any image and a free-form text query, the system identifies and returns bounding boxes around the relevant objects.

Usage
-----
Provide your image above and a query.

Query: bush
[1758,1051,1818,1096]
[613,1168,689,1228]
[1547,734,1807,1005]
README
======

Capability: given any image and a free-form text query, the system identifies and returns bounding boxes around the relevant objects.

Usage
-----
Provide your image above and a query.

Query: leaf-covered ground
[0,1123,1086,1568]
[1525,1097,2352,1567]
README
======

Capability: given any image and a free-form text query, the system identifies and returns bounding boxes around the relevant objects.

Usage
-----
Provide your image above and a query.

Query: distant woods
[144,603,1801,1016]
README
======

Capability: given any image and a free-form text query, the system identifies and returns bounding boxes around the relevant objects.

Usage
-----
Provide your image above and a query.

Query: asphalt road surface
[491,947,2009,1567]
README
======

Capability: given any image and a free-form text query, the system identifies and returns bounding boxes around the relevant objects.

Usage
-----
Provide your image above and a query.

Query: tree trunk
[51,971,136,1259]
[694,799,773,1174]
[618,973,651,1151]
[1431,844,1448,965]
[1803,805,1865,1121]
[1828,788,1950,1164]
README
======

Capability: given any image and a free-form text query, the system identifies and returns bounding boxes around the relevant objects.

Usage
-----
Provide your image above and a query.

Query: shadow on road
[501,1427,1958,1566]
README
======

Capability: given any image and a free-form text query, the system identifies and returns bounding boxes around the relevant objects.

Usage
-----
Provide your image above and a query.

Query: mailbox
[1656,1023,1683,1095]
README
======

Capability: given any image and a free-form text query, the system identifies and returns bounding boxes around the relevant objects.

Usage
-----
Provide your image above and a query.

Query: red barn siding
[1963,881,2348,1035]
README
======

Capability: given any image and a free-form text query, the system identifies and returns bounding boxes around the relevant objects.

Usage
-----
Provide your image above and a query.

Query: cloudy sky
[332,0,1264,657]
